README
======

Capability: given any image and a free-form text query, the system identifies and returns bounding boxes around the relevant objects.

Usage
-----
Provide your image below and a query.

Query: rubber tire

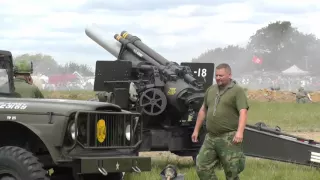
[0,146,49,180]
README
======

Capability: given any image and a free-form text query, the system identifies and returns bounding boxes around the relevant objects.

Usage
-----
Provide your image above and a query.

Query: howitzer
[85,24,320,171]
[85,24,214,157]
[113,33,207,115]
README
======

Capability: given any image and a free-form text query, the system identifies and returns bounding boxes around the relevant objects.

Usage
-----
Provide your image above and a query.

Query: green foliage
[13,53,94,76]
[247,21,297,53]
[247,21,319,72]
[192,45,252,74]
[192,20,320,75]
[59,62,93,76]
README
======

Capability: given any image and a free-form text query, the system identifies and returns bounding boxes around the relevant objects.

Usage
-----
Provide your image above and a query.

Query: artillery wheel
[139,88,167,116]
[0,146,49,180]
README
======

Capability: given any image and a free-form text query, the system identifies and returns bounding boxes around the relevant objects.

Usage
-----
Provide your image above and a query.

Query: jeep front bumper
[78,156,151,175]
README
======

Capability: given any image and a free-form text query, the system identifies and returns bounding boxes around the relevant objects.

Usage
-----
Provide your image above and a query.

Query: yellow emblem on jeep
[97,119,106,143]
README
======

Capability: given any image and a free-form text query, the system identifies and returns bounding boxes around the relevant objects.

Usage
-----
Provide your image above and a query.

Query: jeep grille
[74,111,142,149]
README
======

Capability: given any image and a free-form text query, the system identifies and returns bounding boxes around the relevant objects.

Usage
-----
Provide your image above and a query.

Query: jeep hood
[0,98,122,116]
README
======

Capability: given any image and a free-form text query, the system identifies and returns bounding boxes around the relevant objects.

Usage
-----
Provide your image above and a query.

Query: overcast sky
[1,0,320,70]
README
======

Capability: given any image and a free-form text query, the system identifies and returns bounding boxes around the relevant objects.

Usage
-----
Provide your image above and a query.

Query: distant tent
[281,65,309,75]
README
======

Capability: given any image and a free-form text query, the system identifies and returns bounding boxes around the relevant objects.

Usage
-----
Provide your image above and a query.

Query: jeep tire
[0,146,49,180]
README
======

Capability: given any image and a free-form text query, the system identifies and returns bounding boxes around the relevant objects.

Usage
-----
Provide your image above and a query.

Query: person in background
[13,60,44,98]
[296,87,312,103]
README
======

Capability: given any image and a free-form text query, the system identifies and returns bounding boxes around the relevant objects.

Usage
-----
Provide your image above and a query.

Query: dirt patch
[247,89,320,102]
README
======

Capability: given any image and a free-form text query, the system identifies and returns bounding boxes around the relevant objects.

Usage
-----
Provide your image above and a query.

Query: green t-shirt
[14,77,44,98]
[203,80,249,136]
[296,91,307,98]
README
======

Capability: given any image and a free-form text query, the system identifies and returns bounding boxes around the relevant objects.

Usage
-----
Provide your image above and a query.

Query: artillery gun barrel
[85,25,197,86]
[120,31,170,66]
[85,24,121,57]
[85,24,142,67]
[120,31,198,86]
[114,34,163,68]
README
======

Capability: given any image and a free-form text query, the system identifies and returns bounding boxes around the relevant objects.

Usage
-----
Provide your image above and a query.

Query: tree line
[13,54,94,76]
[192,21,320,76]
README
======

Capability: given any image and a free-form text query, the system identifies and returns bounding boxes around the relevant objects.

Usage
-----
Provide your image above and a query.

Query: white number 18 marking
[197,68,207,77]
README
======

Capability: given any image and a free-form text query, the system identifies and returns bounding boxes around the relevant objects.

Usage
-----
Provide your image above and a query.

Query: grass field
[124,155,320,180]
[44,90,320,180]
[246,101,320,132]
[43,90,320,132]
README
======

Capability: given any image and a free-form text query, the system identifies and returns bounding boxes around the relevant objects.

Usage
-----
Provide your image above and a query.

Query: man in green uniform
[192,63,249,180]
[296,87,312,103]
[13,61,44,98]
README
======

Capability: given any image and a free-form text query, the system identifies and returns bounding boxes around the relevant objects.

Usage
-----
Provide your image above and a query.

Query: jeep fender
[3,121,60,164]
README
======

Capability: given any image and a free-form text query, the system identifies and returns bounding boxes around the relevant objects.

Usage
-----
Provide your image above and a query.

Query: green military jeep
[0,50,151,180]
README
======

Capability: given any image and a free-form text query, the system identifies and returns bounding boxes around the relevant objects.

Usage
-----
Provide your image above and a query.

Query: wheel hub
[139,88,167,116]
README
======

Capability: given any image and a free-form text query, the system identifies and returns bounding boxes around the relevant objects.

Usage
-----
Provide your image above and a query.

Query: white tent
[281,65,309,75]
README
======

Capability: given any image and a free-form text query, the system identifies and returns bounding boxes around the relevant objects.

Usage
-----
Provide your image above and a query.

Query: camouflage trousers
[296,97,310,104]
[196,131,245,180]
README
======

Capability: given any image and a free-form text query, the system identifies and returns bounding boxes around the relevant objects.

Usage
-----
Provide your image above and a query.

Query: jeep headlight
[69,122,77,140]
[125,124,131,141]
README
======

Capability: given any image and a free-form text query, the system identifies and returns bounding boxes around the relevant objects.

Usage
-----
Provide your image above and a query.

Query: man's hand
[234,108,247,144]
[191,104,206,143]
[233,131,243,144]
[27,76,33,85]
[191,131,199,143]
